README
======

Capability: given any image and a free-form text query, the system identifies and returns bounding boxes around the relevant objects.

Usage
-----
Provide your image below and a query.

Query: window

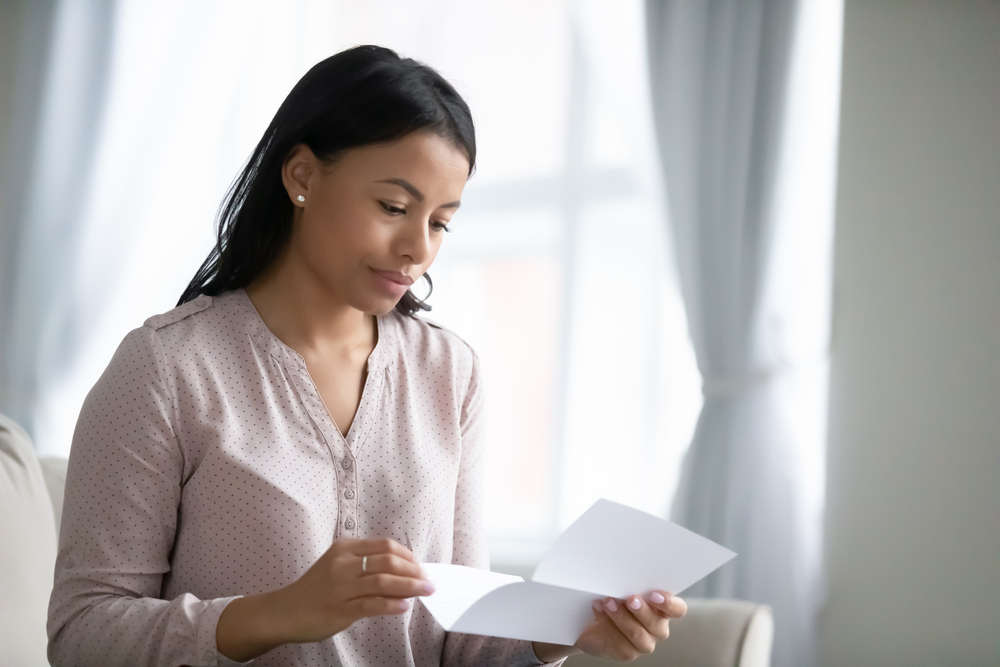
[39,0,702,565]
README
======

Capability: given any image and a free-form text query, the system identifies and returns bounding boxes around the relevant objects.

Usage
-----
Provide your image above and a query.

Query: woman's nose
[396,219,432,265]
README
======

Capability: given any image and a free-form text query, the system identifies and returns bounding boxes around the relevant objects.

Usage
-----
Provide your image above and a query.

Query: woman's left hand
[532,591,687,663]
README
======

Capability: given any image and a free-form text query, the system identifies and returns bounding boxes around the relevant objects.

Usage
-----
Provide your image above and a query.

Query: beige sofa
[1,413,66,666]
[0,414,772,666]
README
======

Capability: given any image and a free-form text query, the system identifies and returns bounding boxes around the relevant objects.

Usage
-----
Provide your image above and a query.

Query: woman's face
[281,130,469,315]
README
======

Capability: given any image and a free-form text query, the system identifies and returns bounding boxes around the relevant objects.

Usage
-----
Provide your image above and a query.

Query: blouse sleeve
[46,326,243,667]
[441,352,566,667]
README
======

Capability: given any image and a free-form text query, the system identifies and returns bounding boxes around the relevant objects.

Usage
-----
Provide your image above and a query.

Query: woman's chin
[352,294,406,317]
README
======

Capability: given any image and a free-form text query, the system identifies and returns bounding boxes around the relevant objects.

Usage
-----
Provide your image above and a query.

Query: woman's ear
[281,144,318,207]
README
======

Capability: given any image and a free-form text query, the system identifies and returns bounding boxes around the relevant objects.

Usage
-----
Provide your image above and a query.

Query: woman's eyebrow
[376,178,461,209]
[377,178,424,201]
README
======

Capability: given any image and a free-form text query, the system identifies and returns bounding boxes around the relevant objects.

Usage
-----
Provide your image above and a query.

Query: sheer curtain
[645,1,843,666]
[0,0,702,564]
[0,0,116,457]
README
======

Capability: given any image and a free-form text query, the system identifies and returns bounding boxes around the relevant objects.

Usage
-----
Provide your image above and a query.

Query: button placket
[253,301,368,544]
[338,453,358,538]
[288,366,352,531]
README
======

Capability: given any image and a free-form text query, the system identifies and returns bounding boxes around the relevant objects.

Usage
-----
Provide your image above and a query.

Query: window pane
[432,218,565,546]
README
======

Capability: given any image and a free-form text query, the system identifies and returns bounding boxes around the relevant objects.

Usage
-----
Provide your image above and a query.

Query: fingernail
[397,599,410,611]
[593,599,603,613]
[651,592,666,604]
[422,581,436,595]
[605,598,618,613]
[628,596,642,610]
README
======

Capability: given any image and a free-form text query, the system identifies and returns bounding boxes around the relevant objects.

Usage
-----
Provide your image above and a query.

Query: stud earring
[296,195,305,203]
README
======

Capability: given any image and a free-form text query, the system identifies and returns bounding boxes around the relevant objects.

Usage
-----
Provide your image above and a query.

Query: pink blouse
[47,288,555,667]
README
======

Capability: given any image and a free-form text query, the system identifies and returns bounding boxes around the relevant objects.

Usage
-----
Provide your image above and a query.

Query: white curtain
[0,0,117,453]
[645,1,843,666]
[1,0,344,455]
[0,1,705,565]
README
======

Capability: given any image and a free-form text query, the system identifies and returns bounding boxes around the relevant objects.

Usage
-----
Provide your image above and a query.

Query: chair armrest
[738,600,774,667]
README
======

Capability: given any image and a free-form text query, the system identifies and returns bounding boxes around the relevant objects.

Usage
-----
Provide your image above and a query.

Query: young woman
[47,46,685,666]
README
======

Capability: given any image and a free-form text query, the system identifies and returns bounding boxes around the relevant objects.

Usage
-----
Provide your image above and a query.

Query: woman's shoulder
[94,293,224,371]
[142,290,242,333]
[383,310,480,374]
[98,291,250,385]
[142,295,214,332]
[137,290,248,354]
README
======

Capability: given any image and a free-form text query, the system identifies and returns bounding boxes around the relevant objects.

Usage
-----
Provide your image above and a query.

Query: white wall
[820,2,1000,666]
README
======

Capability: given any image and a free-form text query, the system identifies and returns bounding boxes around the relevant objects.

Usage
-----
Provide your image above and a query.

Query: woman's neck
[244,250,377,361]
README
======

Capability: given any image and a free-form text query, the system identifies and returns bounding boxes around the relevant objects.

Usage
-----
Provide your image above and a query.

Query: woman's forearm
[215,538,429,661]
[216,591,290,662]
[219,593,582,665]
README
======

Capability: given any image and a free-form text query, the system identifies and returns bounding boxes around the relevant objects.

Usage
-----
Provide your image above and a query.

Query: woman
[47,46,685,666]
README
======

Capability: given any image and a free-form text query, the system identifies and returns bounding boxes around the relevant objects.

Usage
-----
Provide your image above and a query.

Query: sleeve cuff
[218,652,255,667]
[196,596,254,666]
[525,641,569,667]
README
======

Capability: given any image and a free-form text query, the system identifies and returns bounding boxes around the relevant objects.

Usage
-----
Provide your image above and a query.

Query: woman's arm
[48,326,432,666]
[48,327,238,666]
[214,537,429,662]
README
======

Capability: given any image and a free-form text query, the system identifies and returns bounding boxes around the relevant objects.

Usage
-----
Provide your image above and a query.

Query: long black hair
[177,45,476,314]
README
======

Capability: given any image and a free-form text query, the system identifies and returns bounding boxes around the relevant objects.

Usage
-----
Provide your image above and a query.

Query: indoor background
[0,1,997,666]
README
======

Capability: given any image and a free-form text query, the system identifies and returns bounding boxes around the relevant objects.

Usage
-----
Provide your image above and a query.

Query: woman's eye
[380,202,405,215]
[431,221,452,233]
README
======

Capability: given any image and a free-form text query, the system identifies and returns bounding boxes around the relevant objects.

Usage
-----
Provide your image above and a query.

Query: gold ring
[362,555,368,574]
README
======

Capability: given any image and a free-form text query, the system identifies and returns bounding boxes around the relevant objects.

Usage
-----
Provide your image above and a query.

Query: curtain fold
[645,1,841,666]
[0,0,117,451]
[0,1,58,436]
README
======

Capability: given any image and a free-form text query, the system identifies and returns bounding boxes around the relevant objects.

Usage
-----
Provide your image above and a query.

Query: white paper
[450,581,598,645]
[418,498,736,645]
[418,564,522,629]
[532,498,737,598]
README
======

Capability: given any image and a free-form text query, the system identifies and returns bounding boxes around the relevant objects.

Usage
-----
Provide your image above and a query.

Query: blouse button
[342,458,353,470]
[345,489,355,499]
[345,517,356,529]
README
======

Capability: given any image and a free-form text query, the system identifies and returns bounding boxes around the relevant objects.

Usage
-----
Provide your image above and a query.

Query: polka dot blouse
[47,288,555,667]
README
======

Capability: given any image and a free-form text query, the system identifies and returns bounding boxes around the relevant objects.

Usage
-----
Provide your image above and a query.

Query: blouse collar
[229,287,397,373]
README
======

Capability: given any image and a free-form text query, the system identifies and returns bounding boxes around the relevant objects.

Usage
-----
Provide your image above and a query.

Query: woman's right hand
[216,538,433,661]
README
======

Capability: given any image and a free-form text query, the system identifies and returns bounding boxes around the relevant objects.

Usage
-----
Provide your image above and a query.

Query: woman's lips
[371,269,415,296]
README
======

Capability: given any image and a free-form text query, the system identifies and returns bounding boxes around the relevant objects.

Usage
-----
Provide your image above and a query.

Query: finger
[649,591,687,619]
[579,608,645,662]
[343,538,419,562]
[360,553,426,580]
[602,597,658,655]
[623,595,671,639]
[345,572,435,601]
[343,595,413,619]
